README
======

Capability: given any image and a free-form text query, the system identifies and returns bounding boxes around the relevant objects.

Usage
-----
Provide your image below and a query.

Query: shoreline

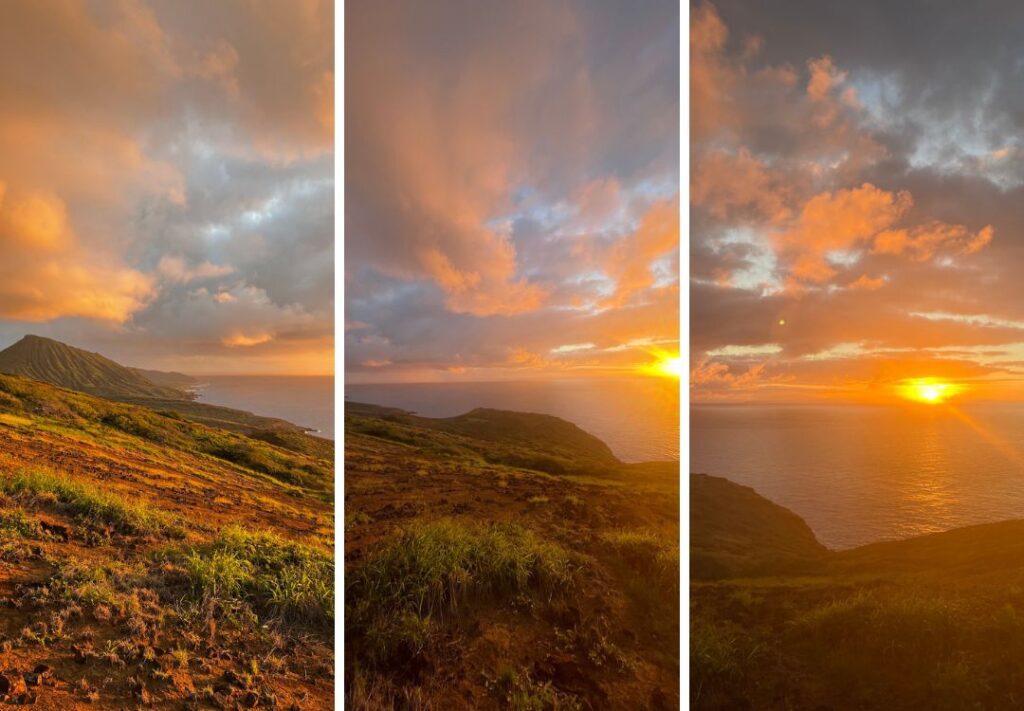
[692,472,1024,556]
[346,379,679,462]
[192,376,333,440]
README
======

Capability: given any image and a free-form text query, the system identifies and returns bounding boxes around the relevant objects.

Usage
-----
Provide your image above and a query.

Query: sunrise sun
[899,379,963,404]
[640,351,683,379]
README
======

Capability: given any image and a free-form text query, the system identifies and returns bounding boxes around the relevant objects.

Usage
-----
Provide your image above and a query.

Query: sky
[345,0,680,383]
[692,0,1024,403]
[0,0,333,375]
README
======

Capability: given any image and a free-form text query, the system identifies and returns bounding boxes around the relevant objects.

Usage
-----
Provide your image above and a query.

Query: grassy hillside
[0,375,332,497]
[0,373,333,708]
[691,474,1024,710]
[347,401,621,476]
[345,404,679,709]
[116,396,311,435]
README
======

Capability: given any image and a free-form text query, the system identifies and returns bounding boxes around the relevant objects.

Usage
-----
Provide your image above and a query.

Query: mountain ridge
[0,335,312,434]
[691,473,827,578]
[0,335,189,401]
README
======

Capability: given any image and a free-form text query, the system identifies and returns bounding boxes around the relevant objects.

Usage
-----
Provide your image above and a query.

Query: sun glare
[640,351,682,379]
[899,378,963,404]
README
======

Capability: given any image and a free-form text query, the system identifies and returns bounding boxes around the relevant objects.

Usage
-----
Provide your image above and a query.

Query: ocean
[345,378,680,463]
[195,375,335,439]
[691,403,1024,549]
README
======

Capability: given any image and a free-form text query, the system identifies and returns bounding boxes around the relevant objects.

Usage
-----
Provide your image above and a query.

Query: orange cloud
[781,184,909,256]
[691,3,736,141]
[0,186,152,322]
[345,0,677,380]
[848,274,886,291]
[0,0,334,377]
[572,178,624,230]
[0,1,180,325]
[692,148,791,223]
[1,187,68,251]
[602,198,679,306]
[508,348,548,368]
[806,55,859,127]
[690,359,768,389]
[178,1,333,160]
[777,183,993,284]
[873,223,993,261]
[807,56,844,102]
[222,331,272,348]
[157,256,234,283]
[346,1,578,317]
[419,246,546,316]
[689,2,1024,404]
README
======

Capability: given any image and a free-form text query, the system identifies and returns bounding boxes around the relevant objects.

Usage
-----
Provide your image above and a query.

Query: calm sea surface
[692,404,1024,549]
[196,376,334,439]
[346,378,680,463]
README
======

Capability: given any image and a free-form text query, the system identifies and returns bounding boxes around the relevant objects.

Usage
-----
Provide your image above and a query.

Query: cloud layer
[0,0,332,373]
[345,0,680,381]
[692,1,1024,402]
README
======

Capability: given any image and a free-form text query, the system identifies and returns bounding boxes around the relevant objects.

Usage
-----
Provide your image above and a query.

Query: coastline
[346,378,678,462]
[194,375,334,439]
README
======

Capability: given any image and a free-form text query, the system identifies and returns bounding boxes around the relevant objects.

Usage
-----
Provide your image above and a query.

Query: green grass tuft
[347,519,578,666]
[183,525,333,625]
[690,615,760,705]
[601,528,679,598]
[490,666,583,710]
[1,469,176,535]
